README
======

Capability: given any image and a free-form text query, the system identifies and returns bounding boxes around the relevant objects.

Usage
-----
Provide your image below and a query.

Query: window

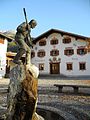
[87,46,90,52]
[50,38,58,45]
[77,48,87,55]
[79,62,86,70]
[86,42,90,52]
[64,49,74,56]
[63,37,71,44]
[39,63,44,70]
[87,47,90,52]
[39,40,46,46]
[0,37,4,44]
[67,63,73,70]
[37,50,45,57]
[31,51,35,58]
[50,49,59,56]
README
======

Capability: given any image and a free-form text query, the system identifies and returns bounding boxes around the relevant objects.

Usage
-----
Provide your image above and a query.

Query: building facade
[31,29,90,77]
[0,32,13,78]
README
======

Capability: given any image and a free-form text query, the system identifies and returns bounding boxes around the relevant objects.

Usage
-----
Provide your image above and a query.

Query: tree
[7,41,19,53]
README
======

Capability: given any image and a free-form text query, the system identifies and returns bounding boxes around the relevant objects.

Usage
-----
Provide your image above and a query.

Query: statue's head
[29,19,37,29]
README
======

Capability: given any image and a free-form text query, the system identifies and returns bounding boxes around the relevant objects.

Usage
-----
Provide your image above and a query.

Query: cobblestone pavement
[38,78,90,120]
[0,78,90,120]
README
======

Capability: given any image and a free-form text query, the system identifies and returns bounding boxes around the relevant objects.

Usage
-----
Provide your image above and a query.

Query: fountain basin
[37,105,65,120]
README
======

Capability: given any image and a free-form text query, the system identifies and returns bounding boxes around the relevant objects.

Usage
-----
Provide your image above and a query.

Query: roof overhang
[0,32,14,42]
[33,29,90,44]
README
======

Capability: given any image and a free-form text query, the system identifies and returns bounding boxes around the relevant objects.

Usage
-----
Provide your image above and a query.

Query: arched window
[50,38,58,45]
[50,49,59,56]
[77,48,87,55]
[64,49,74,56]
[37,50,45,57]
[63,37,71,44]
[39,38,46,46]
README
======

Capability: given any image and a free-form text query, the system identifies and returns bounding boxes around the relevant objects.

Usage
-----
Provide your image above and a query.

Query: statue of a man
[13,19,37,65]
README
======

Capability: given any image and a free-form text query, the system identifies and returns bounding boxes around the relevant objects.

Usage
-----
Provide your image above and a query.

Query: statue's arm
[17,22,27,32]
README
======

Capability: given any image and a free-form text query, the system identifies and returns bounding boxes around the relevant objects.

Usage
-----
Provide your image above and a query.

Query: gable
[33,29,89,44]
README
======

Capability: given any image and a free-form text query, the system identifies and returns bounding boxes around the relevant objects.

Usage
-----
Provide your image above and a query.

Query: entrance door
[50,63,60,74]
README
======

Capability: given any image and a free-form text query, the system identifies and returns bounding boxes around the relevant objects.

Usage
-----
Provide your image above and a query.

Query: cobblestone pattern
[38,85,90,120]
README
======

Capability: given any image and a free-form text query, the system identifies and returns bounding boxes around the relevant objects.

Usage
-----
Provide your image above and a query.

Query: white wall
[61,38,90,76]
[0,39,7,77]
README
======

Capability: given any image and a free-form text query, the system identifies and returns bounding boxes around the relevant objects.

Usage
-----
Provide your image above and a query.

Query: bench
[54,84,90,93]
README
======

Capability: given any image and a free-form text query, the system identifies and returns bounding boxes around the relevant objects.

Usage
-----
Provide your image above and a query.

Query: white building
[31,29,90,77]
[0,32,13,78]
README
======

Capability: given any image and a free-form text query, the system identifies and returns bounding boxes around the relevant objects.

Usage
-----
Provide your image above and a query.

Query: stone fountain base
[5,64,44,120]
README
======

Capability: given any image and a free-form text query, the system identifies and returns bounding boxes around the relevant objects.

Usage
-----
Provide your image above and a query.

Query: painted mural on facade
[31,29,90,77]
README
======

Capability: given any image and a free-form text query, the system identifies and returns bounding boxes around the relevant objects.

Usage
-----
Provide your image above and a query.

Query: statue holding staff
[5,8,43,120]
[13,8,37,65]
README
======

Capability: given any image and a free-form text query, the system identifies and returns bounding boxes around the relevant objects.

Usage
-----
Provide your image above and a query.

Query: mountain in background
[3,30,16,39]
[3,30,19,52]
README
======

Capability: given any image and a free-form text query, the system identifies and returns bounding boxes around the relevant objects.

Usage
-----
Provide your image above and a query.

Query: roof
[0,32,14,42]
[33,29,90,44]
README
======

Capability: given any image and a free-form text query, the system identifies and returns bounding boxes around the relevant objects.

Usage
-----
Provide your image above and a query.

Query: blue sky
[0,0,90,37]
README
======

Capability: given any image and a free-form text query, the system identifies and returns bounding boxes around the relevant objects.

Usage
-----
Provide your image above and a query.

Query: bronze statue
[13,19,37,65]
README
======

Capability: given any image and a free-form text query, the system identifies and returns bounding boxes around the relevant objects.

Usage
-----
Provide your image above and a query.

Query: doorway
[50,63,60,74]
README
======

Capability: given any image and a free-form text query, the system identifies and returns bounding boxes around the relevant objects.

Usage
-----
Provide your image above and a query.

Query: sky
[0,0,90,37]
